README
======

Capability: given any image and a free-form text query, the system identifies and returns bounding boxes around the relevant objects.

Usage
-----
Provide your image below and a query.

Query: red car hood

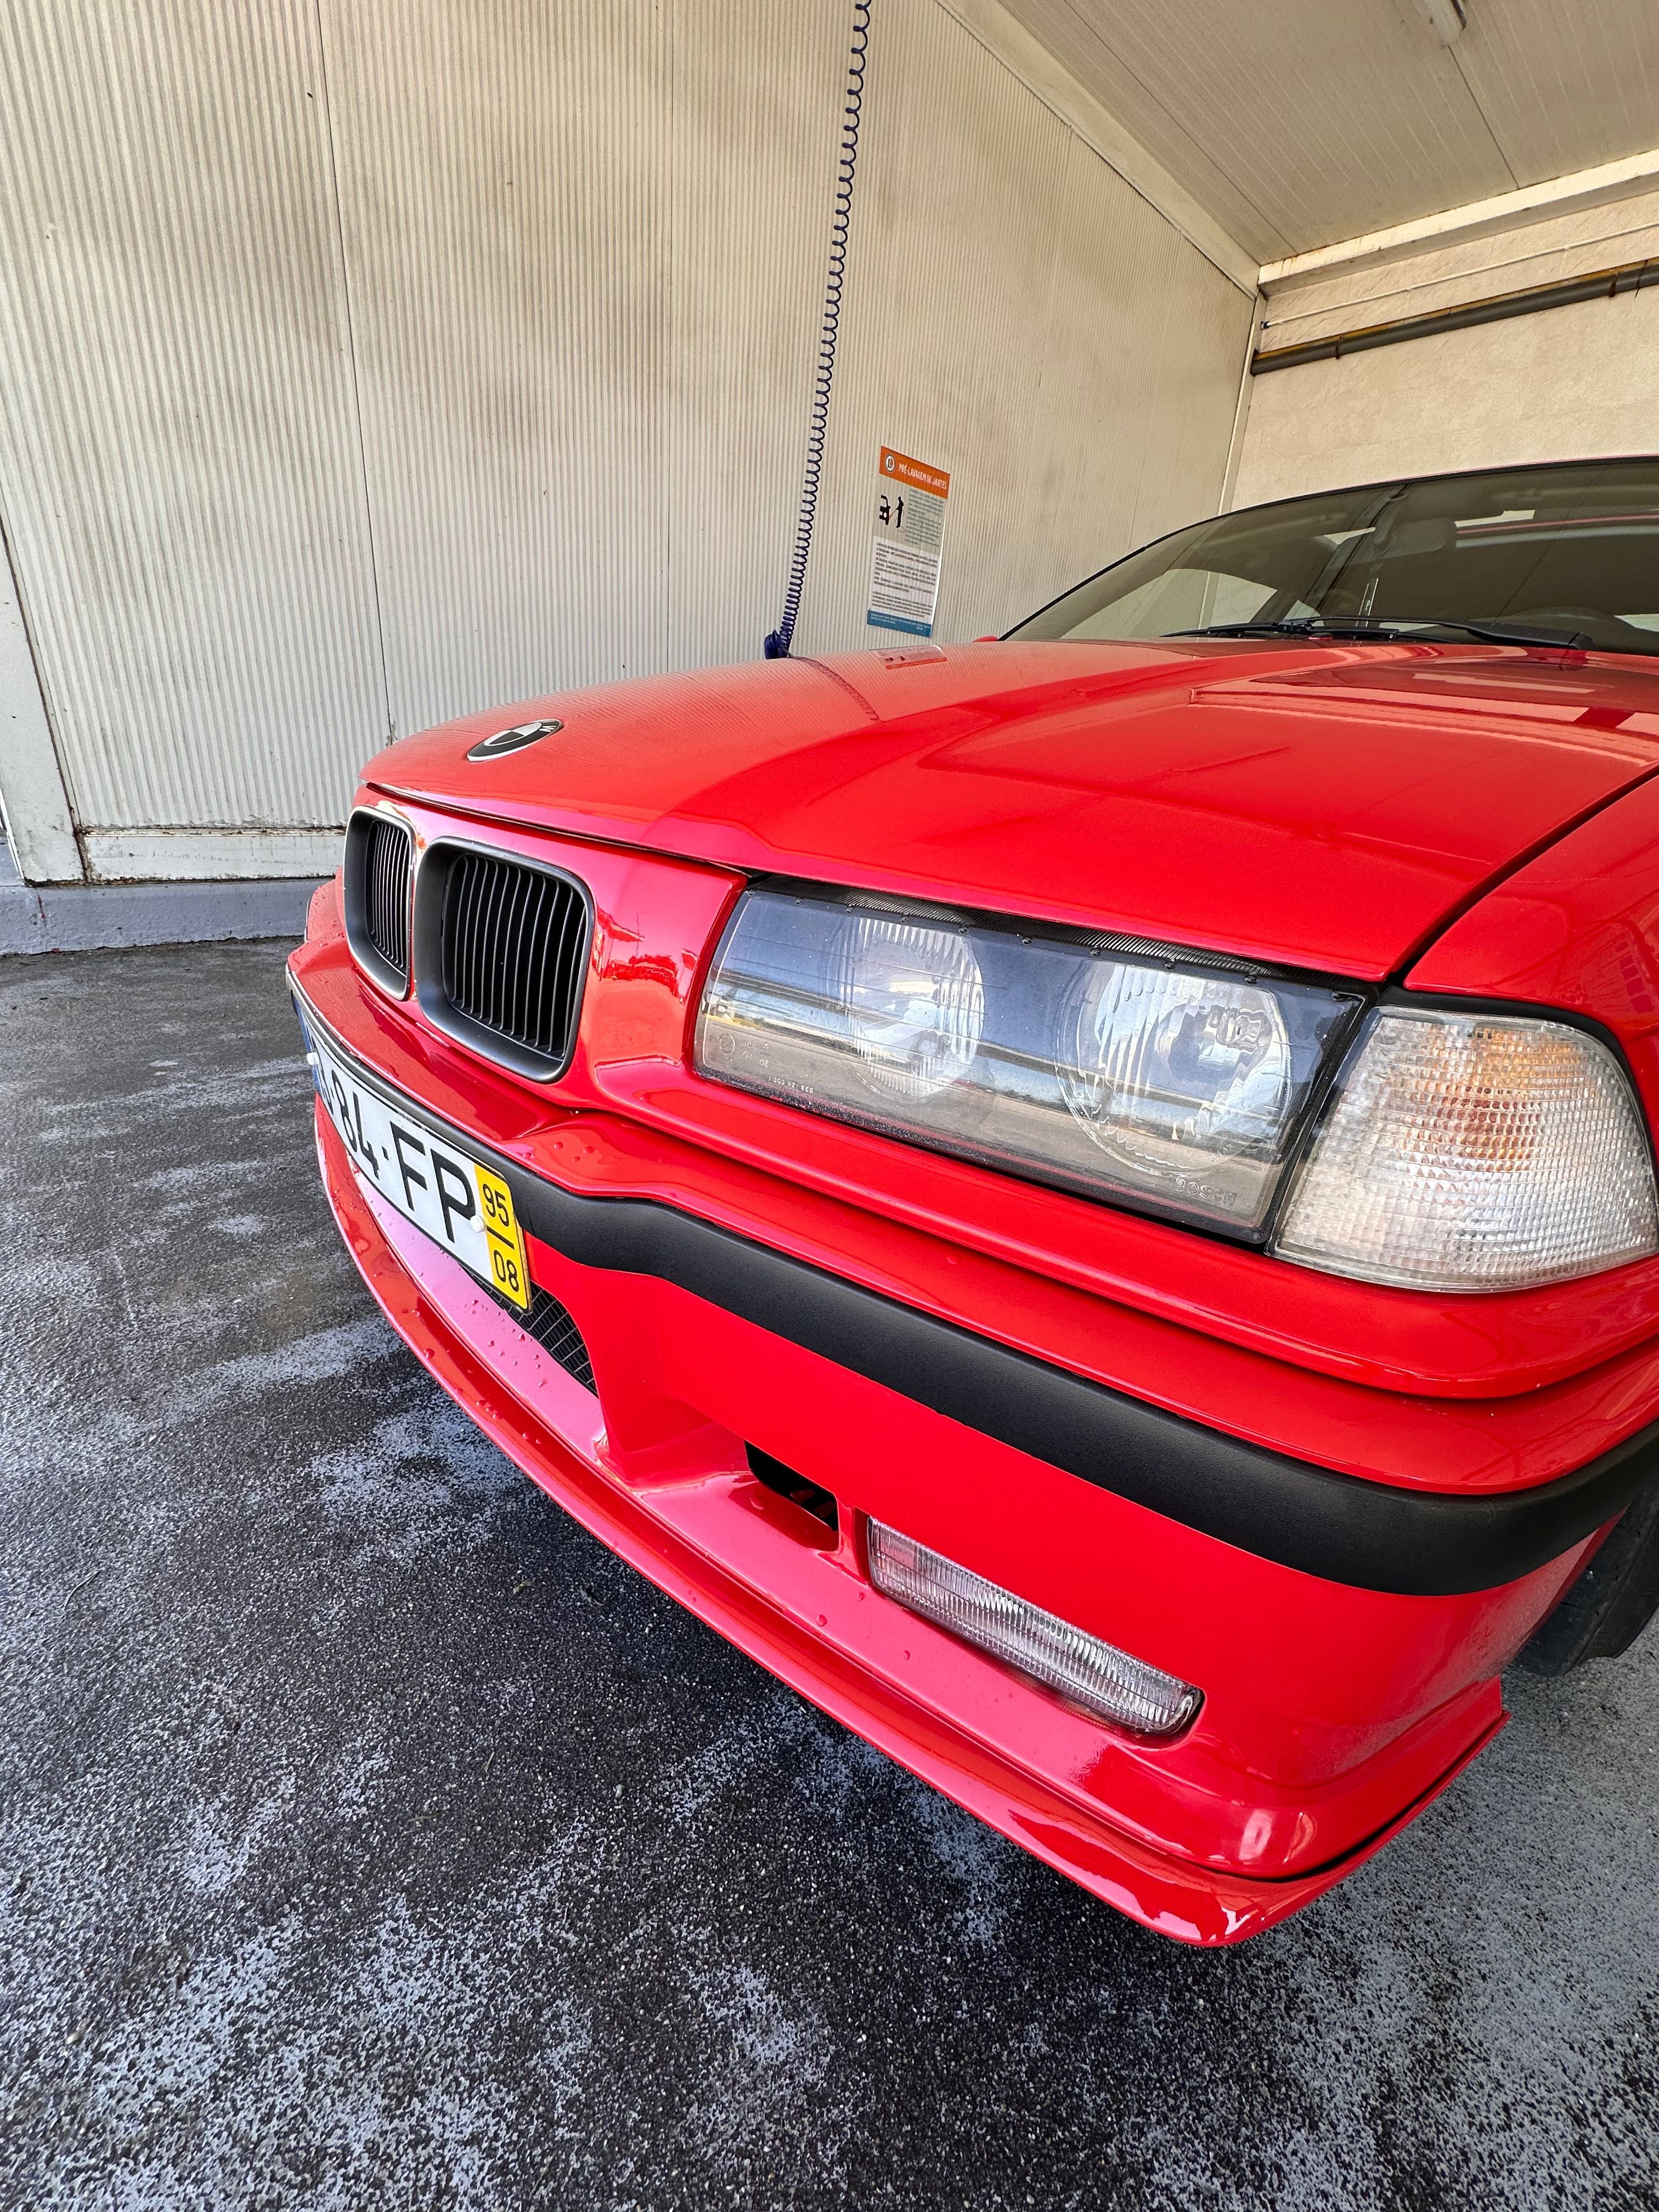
[368,638,1659,979]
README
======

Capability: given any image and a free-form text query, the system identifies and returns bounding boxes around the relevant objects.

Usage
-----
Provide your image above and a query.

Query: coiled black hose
[764,2,872,660]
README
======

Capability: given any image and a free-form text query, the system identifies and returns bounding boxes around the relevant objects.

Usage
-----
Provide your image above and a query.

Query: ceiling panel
[1451,0,1659,187]
[980,0,1293,257]
[995,1,1659,262]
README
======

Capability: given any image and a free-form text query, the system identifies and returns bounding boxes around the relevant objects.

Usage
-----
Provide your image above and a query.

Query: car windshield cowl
[1010,458,1659,660]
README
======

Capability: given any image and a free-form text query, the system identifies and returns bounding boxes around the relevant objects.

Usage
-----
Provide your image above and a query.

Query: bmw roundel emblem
[466,718,563,760]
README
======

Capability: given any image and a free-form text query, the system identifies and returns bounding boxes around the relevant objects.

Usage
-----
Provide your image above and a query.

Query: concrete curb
[0,877,325,956]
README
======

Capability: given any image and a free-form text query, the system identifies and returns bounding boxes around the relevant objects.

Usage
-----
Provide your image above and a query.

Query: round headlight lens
[1061,965,1291,1170]
[842,909,984,1101]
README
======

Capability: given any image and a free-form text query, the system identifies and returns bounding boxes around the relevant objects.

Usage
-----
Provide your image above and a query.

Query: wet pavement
[2,940,1656,2211]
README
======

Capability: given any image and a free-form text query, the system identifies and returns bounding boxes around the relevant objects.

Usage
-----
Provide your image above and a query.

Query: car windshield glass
[1006,458,1659,657]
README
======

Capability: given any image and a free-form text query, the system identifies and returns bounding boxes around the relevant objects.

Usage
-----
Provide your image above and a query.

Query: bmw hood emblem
[467,718,563,760]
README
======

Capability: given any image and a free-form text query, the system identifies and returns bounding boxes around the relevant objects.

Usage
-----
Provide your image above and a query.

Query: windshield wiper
[1168,619,1408,641]
[1171,616,1596,651]
[1398,617,1594,651]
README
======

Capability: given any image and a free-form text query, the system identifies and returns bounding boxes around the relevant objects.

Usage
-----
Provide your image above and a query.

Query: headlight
[1061,965,1293,1173]
[843,905,985,1101]
[1272,1008,1659,1290]
[695,887,1361,1234]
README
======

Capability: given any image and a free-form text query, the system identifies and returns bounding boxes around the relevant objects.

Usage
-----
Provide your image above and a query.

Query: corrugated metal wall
[802,0,1251,647]
[0,1,388,878]
[0,0,1254,882]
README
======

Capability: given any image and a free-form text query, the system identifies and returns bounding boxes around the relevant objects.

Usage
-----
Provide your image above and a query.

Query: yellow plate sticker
[474,1163,531,1311]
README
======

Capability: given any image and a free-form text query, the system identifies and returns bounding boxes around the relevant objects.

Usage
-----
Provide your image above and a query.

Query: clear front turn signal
[1272,1007,1659,1290]
[866,1521,1203,1737]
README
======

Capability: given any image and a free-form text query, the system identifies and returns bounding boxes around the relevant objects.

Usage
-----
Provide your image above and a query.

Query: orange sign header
[879,446,950,498]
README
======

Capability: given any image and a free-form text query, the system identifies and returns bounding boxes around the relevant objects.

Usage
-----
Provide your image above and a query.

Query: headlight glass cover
[694,887,1361,1234]
[1273,1008,1659,1290]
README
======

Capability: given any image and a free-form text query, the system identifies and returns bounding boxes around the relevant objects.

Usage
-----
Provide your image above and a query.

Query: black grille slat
[475,856,497,1030]
[462,855,483,1023]
[550,893,582,1028]
[426,845,589,1076]
[510,875,535,1044]
[485,861,512,1034]
[502,867,531,1037]
[521,877,544,1032]
[390,840,407,966]
[553,893,579,1022]
[524,876,553,1043]
[353,814,411,989]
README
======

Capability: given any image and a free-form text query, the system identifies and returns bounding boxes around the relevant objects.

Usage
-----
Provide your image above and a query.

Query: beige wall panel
[1233,288,1659,511]
[320,0,675,735]
[1011,139,1190,611]
[796,0,1254,651]
[0,2,387,838]
[1119,241,1259,552]
[664,5,852,671]
[1261,187,1659,352]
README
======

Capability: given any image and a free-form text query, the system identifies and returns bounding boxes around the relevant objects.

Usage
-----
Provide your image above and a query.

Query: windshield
[1008,458,1659,657]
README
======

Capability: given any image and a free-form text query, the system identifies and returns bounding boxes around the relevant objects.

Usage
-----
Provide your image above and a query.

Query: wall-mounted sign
[867,446,950,637]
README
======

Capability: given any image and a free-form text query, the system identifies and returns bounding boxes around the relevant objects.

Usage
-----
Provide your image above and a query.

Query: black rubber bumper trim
[292,984,1659,1599]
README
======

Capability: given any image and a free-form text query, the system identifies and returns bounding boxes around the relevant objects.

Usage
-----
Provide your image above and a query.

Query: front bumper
[291,776,1659,1940]
[303,1027,1506,1943]
[294,899,1644,1940]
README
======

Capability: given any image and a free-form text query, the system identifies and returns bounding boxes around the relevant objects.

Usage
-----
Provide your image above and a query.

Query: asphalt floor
[3,940,1656,2211]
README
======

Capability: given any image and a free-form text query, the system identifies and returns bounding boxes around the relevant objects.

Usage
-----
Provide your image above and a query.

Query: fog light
[866,1522,1202,1737]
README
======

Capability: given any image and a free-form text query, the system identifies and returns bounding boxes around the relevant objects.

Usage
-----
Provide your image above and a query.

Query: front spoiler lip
[290,977,1657,1597]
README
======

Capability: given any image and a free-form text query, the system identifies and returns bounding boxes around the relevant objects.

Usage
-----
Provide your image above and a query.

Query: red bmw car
[290,456,1659,1944]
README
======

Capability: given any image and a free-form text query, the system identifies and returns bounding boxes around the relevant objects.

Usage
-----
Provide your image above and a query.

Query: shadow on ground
[1,943,1655,2211]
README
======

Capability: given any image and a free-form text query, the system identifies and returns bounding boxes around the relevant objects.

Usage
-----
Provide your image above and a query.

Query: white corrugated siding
[663,3,859,674]
[317,0,676,735]
[0,1,388,839]
[798,0,1253,651]
[322,0,1252,704]
[0,0,1254,868]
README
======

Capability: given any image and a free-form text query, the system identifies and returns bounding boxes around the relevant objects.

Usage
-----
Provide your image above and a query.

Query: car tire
[1517,1487,1659,1674]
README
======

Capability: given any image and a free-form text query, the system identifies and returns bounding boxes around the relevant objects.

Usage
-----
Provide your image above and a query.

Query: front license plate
[304,1018,532,1311]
